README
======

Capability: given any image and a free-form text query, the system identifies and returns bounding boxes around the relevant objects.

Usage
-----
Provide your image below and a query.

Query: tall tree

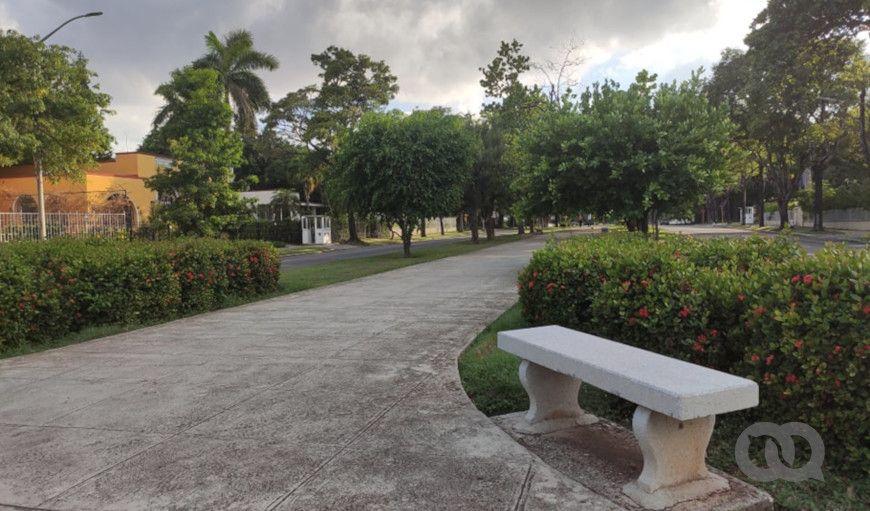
[479,39,548,234]
[144,68,248,236]
[714,0,868,229]
[0,30,112,239]
[269,46,398,241]
[193,30,278,133]
[331,110,475,256]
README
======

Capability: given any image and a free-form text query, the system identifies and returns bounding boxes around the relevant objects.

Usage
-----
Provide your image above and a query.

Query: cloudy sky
[1,0,765,151]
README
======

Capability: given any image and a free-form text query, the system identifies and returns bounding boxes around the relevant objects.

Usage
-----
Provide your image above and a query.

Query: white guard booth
[301,215,332,245]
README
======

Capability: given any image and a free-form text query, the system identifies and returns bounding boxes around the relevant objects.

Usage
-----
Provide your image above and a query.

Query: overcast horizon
[1,0,766,152]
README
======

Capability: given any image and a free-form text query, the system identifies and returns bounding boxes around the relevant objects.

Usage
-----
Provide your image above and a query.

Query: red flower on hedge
[709,329,718,338]
[765,354,774,366]
[791,274,801,284]
[753,306,766,316]
[750,354,760,363]
[696,333,707,342]
[546,282,557,295]
[737,293,746,302]
[833,344,842,354]
[692,341,704,352]
[802,274,814,285]
[528,280,535,289]
[793,339,804,350]
[637,306,650,319]
[863,304,870,315]
[678,306,691,319]
[785,373,798,384]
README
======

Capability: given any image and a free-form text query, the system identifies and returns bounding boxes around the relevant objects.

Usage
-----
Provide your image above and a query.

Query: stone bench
[497,325,759,510]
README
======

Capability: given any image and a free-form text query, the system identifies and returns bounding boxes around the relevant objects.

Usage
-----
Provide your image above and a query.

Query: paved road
[660,224,867,254]
[281,229,521,269]
[0,237,618,510]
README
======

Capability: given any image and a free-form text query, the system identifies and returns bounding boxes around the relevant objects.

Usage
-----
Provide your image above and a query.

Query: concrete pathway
[0,238,619,510]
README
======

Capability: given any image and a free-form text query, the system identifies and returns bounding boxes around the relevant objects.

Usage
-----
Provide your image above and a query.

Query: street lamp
[39,12,102,42]
[33,11,103,240]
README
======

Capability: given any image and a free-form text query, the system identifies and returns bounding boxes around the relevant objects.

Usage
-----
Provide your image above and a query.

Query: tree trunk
[419,217,426,237]
[813,166,824,231]
[401,223,412,257]
[860,85,869,165]
[485,216,495,240]
[470,205,480,244]
[757,165,765,227]
[439,216,445,236]
[347,210,360,242]
[517,221,525,235]
[35,160,47,240]
[652,209,659,240]
[777,198,789,229]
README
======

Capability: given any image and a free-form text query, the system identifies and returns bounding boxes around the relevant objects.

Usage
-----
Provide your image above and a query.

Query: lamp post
[33,11,103,240]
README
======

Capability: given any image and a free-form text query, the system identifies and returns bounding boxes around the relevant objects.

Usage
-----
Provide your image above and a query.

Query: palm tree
[193,30,278,133]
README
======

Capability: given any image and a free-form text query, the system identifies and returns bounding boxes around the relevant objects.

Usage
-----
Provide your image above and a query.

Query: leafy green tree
[193,30,278,133]
[144,68,248,236]
[140,67,228,155]
[235,131,307,191]
[269,47,398,240]
[515,71,734,232]
[478,39,548,234]
[331,110,475,256]
[0,30,112,239]
[710,0,868,229]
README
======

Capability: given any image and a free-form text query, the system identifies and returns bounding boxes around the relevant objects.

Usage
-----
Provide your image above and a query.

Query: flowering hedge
[518,234,868,474]
[0,238,279,351]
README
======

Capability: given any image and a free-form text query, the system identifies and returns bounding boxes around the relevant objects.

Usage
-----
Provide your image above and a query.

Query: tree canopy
[0,30,112,178]
[144,67,248,236]
[193,30,278,133]
[331,109,475,256]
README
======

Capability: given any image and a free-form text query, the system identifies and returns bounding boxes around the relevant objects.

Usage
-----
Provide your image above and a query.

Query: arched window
[13,195,37,213]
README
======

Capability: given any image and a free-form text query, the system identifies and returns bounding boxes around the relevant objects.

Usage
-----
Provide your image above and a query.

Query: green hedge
[518,234,868,475]
[0,238,280,351]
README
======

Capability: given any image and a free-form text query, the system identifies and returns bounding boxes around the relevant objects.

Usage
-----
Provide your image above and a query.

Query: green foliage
[517,234,868,475]
[192,29,279,133]
[515,71,734,230]
[0,30,112,176]
[143,67,249,236]
[0,238,279,353]
[331,109,476,255]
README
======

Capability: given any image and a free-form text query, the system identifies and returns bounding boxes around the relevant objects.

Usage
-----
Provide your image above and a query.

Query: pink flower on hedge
[546,282,557,295]
[765,354,774,366]
[785,373,798,384]
[791,274,801,284]
[692,341,704,352]
[802,274,814,285]
[834,378,841,388]
[678,306,691,319]
[737,293,746,302]
[696,333,707,342]
[637,307,650,319]
[793,339,804,350]
[709,329,719,338]
[833,345,842,354]
[750,354,760,363]
[863,304,870,315]
[753,306,767,316]
[528,280,535,289]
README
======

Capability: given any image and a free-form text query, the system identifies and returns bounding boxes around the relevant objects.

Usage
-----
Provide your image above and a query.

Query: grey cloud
[3,0,721,148]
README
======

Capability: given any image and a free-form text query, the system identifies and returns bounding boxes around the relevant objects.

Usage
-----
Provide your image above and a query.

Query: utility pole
[33,12,103,240]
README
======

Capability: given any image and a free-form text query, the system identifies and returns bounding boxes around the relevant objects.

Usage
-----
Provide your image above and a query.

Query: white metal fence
[0,212,129,242]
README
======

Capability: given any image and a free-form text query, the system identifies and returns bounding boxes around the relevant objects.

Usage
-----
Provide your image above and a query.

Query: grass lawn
[2,235,520,359]
[458,304,868,511]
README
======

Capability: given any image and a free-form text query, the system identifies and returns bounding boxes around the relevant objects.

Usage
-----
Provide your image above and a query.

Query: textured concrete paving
[0,237,621,511]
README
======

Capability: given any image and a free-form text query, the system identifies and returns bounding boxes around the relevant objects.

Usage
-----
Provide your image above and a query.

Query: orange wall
[0,152,165,223]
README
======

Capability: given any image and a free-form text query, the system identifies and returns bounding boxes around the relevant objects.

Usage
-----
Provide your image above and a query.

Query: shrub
[0,238,279,352]
[517,234,868,475]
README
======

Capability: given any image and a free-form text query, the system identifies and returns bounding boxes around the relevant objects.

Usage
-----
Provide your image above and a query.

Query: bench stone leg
[623,406,729,510]
[515,359,598,434]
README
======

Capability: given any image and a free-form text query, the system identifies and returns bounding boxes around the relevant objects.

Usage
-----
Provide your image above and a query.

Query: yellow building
[0,152,170,227]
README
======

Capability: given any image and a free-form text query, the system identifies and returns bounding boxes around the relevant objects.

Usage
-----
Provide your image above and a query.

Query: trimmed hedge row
[518,234,868,475]
[0,238,280,351]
